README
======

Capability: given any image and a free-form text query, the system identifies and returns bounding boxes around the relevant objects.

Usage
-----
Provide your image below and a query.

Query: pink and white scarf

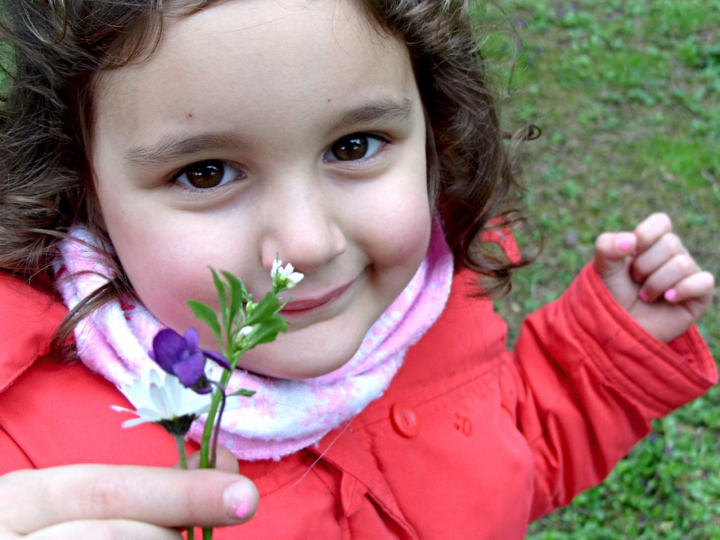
[55,219,453,461]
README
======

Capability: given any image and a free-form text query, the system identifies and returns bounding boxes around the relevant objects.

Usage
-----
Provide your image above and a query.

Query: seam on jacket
[0,423,35,469]
[358,361,499,429]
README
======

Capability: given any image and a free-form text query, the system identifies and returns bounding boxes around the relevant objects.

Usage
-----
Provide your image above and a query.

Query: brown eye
[326,134,384,162]
[331,136,368,161]
[176,160,240,189]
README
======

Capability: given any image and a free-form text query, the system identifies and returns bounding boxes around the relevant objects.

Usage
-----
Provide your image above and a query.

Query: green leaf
[249,315,287,345]
[244,292,280,327]
[221,270,250,323]
[187,300,222,342]
[228,389,256,398]
[210,268,227,326]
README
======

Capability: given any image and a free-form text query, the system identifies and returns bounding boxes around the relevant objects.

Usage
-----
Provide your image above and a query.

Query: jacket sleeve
[505,263,717,520]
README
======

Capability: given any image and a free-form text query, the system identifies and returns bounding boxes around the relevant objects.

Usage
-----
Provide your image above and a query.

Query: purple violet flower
[150,328,231,392]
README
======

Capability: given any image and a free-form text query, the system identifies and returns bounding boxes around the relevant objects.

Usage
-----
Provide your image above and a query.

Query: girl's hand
[593,213,715,343]
[0,450,257,539]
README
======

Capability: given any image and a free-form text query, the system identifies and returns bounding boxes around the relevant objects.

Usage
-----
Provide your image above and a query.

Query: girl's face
[91,0,431,379]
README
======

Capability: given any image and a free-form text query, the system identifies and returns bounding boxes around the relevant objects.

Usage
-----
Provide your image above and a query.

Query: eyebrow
[327,97,415,133]
[124,133,246,167]
[123,98,415,167]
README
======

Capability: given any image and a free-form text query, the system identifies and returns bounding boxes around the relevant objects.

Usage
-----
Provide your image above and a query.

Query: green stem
[199,369,233,469]
[174,435,195,540]
[197,306,248,539]
[198,362,237,540]
[211,389,227,468]
[174,434,188,469]
[198,315,238,469]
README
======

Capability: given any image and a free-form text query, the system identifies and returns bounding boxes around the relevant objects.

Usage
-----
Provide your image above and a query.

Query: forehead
[92,0,412,145]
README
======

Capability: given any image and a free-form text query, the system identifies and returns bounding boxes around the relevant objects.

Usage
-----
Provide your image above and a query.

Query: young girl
[0,0,715,538]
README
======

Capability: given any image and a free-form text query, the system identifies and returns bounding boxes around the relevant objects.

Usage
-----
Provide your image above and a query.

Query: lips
[281,280,354,315]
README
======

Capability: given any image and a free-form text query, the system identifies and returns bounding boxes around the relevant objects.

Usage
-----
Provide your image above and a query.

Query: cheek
[397,211,432,278]
[118,235,204,316]
[365,173,432,270]
[374,204,431,269]
[105,214,227,335]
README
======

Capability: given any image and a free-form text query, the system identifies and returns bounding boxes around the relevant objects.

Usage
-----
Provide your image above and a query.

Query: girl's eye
[325,134,385,162]
[174,160,242,189]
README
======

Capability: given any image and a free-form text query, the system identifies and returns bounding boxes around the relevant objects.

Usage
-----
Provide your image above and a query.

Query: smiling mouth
[281,280,354,315]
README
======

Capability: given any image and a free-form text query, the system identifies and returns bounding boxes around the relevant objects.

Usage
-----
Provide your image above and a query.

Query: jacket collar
[0,273,67,392]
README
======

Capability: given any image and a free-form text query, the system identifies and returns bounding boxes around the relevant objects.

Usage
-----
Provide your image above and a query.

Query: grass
[472,0,720,537]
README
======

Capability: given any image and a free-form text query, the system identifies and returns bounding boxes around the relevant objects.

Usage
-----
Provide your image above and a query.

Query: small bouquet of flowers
[111,259,302,539]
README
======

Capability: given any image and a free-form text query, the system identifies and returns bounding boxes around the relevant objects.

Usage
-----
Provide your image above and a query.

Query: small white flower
[111,370,213,428]
[233,324,256,349]
[270,258,283,278]
[239,325,254,336]
[271,258,304,290]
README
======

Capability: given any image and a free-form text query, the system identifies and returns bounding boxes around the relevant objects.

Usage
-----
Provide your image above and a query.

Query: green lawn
[472,0,720,537]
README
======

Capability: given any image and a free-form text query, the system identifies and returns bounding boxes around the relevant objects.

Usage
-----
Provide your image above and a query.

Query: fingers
[596,212,714,310]
[630,216,706,304]
[1,465,258,536]
[594,213,674,277]
[595,212,696,300]
[662,271,716,306]
[631,232,687,284]
[593,231,636,278]
[633,212,673,254]
[22,519,183,540]
[634,245,697,302]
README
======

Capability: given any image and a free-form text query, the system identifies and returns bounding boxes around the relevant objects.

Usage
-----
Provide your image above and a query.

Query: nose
[260,175,347,274]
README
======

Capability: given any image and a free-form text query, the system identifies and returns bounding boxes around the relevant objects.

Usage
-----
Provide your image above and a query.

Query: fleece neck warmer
[55,218,453,461]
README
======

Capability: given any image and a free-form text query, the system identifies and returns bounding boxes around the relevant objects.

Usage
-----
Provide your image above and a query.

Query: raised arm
[507,214,716,519]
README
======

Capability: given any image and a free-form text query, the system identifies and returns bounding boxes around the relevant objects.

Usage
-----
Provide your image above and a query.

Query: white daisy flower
[111,370,213,431]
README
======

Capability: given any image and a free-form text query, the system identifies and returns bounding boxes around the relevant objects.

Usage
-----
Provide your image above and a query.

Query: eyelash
[323,132,389,164]
[169,131,390,192]
[171,160,245,192]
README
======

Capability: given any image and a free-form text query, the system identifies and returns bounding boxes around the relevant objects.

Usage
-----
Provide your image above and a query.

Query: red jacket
[0,265,716,539]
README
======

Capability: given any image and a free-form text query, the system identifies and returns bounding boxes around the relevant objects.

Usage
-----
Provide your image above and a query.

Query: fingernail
[664,288,677,302]
[618,233,634,252]
[223,481,255,521]
[638,289,649,302]
[233,499,251,520]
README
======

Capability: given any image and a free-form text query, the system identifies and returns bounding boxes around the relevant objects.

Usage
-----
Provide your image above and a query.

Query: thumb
[594,231,636,278]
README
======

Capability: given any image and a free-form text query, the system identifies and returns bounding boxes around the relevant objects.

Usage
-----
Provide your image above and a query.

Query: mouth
[280,280,355,316]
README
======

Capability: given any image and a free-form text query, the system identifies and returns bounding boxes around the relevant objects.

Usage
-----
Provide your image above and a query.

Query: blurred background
[475,0,720,537]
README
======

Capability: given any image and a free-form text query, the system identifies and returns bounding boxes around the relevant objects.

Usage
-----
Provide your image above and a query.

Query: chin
[239,338,362,380]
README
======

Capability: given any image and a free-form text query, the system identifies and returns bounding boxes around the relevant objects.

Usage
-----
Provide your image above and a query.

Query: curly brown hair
[0,0,535,348]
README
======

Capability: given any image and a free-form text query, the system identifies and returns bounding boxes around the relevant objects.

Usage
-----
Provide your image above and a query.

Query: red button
[391,402,420,438]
